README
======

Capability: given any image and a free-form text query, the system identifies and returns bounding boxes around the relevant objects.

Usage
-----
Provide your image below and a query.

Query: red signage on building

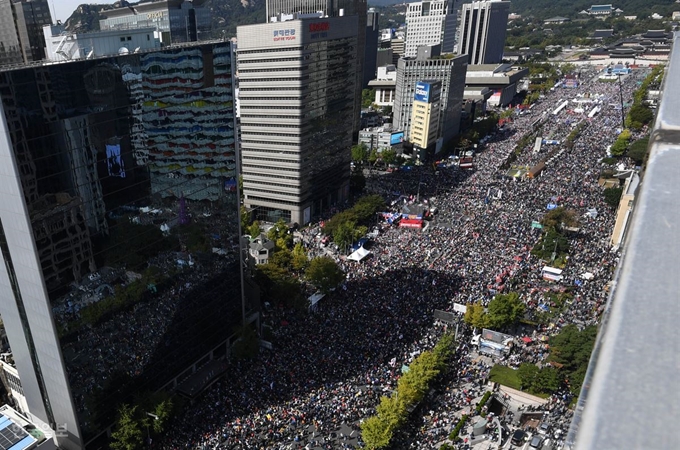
[309,22,330,32]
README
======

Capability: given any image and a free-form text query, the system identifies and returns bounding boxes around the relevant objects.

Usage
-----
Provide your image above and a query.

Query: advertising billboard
[390,131,405,145]
[414,82,431,103]
[106,143,126,178]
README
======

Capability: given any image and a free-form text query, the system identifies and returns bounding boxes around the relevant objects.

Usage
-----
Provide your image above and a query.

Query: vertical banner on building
[303,207,311,225]
[106,144,126,178]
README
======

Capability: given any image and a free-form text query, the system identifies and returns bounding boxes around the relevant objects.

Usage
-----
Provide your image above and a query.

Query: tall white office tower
[404,0,459,57]
[237,16,361,225]
[458,0,510,65]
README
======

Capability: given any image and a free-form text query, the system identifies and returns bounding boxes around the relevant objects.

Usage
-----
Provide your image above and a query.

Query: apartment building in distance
[99,0,211,44]
[0,0,52,66]
[458,0,511,65]
[404,0,459,57]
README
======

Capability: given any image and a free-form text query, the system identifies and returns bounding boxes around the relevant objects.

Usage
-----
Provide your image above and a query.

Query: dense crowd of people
[154,66,645,449]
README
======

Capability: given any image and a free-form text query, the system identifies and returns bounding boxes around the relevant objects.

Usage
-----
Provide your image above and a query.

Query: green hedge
[361,334,455,449]
[475,391,492,415]
[448,414,469,440]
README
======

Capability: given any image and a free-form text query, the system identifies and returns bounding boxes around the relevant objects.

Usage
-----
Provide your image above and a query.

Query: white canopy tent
[348,247,371,262]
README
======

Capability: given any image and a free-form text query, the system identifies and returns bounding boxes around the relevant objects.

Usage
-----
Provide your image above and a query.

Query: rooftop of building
[101,0,208,19]
[591,29,615,38]
[0,406,39,450]
[0,37,230,74]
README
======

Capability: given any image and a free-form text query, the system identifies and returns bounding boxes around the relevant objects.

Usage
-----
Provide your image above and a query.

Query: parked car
[511,429,526,445]
[530,434,545,448]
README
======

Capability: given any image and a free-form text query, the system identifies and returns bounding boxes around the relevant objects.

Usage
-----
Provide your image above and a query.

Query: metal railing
[567,32,680,450]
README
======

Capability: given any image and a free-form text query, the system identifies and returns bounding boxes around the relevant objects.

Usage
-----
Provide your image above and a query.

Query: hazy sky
[50,1,110,23]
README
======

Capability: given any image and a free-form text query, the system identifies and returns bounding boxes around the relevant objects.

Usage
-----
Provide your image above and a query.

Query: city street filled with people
[158,65,646,449]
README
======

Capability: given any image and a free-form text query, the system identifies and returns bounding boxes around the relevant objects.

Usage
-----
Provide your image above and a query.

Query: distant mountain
[365,0,678,19]
[64,3,119,32]
[507,0,678,19]
[64,0,266,37]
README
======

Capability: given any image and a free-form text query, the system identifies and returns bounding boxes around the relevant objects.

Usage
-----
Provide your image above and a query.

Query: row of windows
[247,187,299,197]
[246,172,300,181]
[243,155,300,164]
[241,140,299,146]
[239,97,303,101]
[238,57,306,64]
[239,67,305,73]
[244,180,300,189]
[241,132,302,137]
[238,47,304,55]
[243,148,299,155]
[241,105,302,110]
[240,77,309,82]
[247,195,301,206]
[239,87,301,92]
[242,164,300,173]
[241,114,304,119]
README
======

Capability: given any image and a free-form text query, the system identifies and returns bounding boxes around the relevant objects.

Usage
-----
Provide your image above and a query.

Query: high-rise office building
[393,45,467,147]
[99,0,211,44]
[0,41,245,449]
[266,0,360,20]
[409,80,442,152]
[404,0,458,57]
[0,0,52,66]
[458,0,510,65]
[363,8,380,88]
[237,16,360,225]
[265,0,367,135]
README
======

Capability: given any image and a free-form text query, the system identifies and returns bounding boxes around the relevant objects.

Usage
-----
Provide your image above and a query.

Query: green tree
[532,228,570,261]
[253,263,302,307]
[247,220,262,237]
[269,247,292,269]
[362,88,376,108]
[561,62,576,75]
[368,149,379,166]
[267,219,292,249]
[381,148,397,166]
[541,207,579,231]
[627,103,654,128]
[486,292,526,329]
[240,205,251,231]
[352,143,369,163]
[361,415,393,450]
[534,367,562,394]
[548,325,598,394]
[291,242,309,272]
[603,187,623,209]
[306,256,345,294]
[376,395,406,429]
[517,363,539,391]
[464,303,489,329]
[627,137,649,164]
[110,404,144,450]
[333,221,356,252]
[610,137,628,156]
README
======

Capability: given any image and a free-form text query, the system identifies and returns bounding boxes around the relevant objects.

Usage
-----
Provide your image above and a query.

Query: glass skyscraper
[0,40,246,449]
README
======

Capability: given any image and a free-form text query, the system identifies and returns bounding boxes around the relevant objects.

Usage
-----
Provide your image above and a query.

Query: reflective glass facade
[0,41,244,448]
